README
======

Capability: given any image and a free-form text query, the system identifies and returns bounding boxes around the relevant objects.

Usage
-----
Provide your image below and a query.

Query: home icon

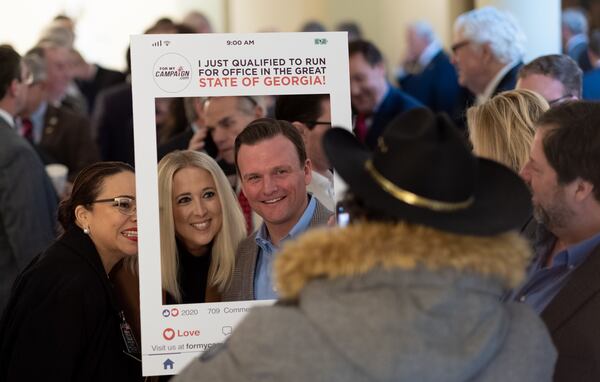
[163,358,175,370]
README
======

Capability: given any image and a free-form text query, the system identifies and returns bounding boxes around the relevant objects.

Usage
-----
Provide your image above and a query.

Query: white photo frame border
[130,32,351,376]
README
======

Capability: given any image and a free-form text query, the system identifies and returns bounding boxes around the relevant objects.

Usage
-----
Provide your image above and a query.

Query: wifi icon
[164,41,171,47]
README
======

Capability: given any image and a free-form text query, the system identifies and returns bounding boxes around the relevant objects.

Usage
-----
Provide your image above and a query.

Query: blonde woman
[467,89,549,172]
[158,150,247,304]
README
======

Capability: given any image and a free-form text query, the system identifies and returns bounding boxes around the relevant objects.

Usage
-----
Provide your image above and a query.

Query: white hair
[562,8,588,35]
[410,21,436,44]
[454,6,526,64]
[38,25,74,49]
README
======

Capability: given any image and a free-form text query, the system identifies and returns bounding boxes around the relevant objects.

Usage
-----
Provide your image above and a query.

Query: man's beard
[532,198,574,232]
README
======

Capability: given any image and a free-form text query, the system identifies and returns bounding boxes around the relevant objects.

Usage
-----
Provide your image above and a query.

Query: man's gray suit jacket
[223,198,332,301]
[0,117,57,313]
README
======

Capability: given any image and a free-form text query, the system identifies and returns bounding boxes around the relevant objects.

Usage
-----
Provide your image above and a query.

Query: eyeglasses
[90,197,136,216]
[451,40,472,54]
[304,121,332,129]
[548,94,574,107]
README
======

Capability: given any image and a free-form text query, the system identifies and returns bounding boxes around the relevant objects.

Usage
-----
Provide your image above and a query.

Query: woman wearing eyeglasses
[158,150,247,304]
[0,161,142,381]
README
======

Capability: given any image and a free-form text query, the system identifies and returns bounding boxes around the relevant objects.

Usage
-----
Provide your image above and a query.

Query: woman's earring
[83,227,90,235]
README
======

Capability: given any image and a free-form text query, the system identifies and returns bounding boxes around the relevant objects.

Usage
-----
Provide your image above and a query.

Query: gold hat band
[364,160,474,212]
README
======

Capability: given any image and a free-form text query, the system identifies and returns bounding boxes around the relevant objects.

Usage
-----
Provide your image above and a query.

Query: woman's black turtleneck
[165,240,212,305]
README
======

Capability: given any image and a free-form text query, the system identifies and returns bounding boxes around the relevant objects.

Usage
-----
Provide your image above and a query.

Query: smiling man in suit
[349,39,422,150]
[510,101,600,381]
[222,118,332,301]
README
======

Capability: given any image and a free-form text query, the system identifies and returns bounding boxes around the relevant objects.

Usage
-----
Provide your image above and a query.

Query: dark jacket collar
[541,241,600,332]
[59,228,122,312]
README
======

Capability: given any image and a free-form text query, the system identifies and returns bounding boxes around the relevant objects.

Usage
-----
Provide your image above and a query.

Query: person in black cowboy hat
[174,108,556,382]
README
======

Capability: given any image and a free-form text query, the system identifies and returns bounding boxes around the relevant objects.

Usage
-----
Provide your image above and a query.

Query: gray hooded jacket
[175,222,556,382]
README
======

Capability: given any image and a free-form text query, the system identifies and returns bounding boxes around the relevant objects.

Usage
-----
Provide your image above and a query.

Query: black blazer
[493,62,522,95]
[541,242,600,382]
[77,65,126,113]
[37,103,100,181]
[157,126,218,161]
[93,83,135,166]
[360,86,423,150]
[0,228,141,381]
[399,51,468,116]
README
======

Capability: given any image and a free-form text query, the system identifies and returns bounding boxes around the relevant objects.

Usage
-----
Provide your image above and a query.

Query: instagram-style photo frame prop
[130,32,350,376]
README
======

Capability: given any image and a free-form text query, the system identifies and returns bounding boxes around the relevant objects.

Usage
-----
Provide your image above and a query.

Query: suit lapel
[541,243,600,332]
[366,89,394,148]
[240,232,259,300]
[241,200,331,300]
[41,104,60,146]
[0,115,11,130]
[494,62,522,95]
[310,198,333,226]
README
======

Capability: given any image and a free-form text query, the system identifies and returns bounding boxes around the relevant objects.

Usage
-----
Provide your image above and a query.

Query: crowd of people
[0,5,599,382]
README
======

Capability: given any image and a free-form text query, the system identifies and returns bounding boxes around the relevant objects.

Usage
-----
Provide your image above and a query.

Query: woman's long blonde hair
[158,150,247,302]
[467,89,549,172]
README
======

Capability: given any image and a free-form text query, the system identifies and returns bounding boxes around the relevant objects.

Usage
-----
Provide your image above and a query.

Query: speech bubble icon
[222,326,232,336]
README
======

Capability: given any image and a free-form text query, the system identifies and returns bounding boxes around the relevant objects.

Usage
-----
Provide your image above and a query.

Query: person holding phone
[175,108,555,382]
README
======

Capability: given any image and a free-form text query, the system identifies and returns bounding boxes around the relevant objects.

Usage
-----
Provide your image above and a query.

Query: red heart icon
[163,328,175,341]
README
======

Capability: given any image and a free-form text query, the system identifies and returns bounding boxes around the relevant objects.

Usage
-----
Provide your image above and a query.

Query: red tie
[238,191,252,233]
[354,114,367,143]
[21,118,33,143]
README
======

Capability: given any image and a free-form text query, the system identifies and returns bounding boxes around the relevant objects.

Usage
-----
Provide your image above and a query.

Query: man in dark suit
[157,97,217,160]
[397,21,470,123]
[583,30,600,101]
[72,50,126,114]
[452,7,525,105]
[349,40,422,150]
[21,49,99,182]
[93,82,134,165]
[222,119,332,301]
[562,8,593,73]
[510,101,600,381]
[0,47,57,313]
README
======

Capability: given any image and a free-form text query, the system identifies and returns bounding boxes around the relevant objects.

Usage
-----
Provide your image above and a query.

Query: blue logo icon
[163,358,175,370]
[162,309,170,317]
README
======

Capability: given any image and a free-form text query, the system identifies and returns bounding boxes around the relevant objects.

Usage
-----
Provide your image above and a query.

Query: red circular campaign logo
[163,328,176,341]
[153,53,192,93]
[170,308,179,317]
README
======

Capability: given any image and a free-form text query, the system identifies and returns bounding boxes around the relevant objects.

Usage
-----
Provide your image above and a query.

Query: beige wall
[0,0,473,71]
[176,0,227,32]
[226,0,473,79]
[228,0,325,32]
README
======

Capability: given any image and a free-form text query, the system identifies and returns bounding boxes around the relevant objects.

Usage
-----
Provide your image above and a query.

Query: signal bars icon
[152,40,171,47]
